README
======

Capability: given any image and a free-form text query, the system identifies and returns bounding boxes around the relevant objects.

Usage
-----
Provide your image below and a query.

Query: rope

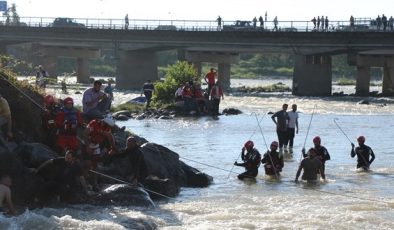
[0,74,46,111]
[226,112,266,179]
[89,169,174,200]
[333,118,352,143]
[300,104,317,162]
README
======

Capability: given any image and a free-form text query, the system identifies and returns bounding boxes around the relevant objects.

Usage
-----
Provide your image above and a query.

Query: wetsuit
[351,144,375,170]
[234,148,261,180]
[261,151,284,176]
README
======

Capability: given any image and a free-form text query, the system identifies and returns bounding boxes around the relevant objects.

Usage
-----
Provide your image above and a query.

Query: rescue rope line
[89,169,174,200]
[226,112,267,179]
[333,118,370,167]
[282,180,394,206]
[0,74,46,111]
[254,113,280,179]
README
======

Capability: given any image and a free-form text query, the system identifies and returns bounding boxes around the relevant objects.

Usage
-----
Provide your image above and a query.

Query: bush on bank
[152,61,198,105]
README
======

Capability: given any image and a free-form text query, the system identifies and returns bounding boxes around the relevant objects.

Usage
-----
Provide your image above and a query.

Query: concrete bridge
[1,18,394,96]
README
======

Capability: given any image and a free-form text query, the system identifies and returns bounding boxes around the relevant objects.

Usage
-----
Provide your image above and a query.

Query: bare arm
[4,188,15,215]
[295,164,303,182]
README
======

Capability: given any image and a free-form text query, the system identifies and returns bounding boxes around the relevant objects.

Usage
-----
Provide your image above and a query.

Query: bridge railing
[0,16,386,32]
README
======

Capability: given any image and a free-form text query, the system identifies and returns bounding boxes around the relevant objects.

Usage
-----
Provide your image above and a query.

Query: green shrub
[152,61,198,105]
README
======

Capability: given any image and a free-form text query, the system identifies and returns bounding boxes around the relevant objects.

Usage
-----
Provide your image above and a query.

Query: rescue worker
[55,97,85,154]
[261,141,284,178]
[302,136,330,176]
[351,136,375,171]
[141,80,154,109]
[34,150,88,202]
[41,95,60,150]
[234,140,261,180]
[295,148,325,184]
[83,116,118,188]
[209,80,224,116]
[204,68,217,97]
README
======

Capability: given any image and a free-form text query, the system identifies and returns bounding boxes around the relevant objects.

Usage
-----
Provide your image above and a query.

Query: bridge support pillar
[382,66,394,95]
[355,66,370,96]
[76,58,91,84]
[218,63,231,90]
[293,55,332,96]
[116,50,158,90]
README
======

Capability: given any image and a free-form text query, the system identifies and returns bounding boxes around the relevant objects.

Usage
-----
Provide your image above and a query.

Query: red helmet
[357,136,365,143]
[44,95,55,106]
[244,140,254,149]
[313,136,321,144]
[63,97,74,105]
[270,141,279,148]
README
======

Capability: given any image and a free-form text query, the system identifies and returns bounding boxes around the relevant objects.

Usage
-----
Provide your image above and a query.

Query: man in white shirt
[286,104,299,154]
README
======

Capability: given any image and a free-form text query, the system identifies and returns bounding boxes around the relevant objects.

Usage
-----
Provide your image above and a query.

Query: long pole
[300,104,317,161]
[333,118,352,143]
[226,112,266,179]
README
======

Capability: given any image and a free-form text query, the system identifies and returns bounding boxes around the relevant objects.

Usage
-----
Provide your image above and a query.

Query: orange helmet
[244,140,254,149]
[44,95,55,106]
[357,136,365,143]
[63,97,74,105]
[313,136,321,144]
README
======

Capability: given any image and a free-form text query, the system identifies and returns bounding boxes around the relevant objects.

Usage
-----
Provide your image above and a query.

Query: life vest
[59,108,79,135]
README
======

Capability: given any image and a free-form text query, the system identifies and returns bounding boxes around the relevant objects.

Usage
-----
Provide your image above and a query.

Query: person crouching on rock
[83,117,118,186]
[55,97,85,155]
[234,140,261,180]
[34,150,88,203]
[109,136,148,185]
[261,141,284,179]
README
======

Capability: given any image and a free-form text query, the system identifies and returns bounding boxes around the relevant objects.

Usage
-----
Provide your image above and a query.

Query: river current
[1,79,394,229]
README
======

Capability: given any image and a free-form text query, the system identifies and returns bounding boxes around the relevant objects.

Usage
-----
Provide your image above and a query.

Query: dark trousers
[237,168,258,180]
[277,130,287,148]
[286,128,295,147]
[210,98,221,115]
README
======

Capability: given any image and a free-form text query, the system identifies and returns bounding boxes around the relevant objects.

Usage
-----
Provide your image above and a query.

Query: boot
[289,146,293,154]
[284,145,288,154]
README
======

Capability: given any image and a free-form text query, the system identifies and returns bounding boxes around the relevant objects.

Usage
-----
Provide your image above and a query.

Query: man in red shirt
[204,68,217,97]
[84,117,117,158]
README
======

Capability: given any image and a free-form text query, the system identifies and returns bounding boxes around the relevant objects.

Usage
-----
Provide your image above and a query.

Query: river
[1,79,394,229]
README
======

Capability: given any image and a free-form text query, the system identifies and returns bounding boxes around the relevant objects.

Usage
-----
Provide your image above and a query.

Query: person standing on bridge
[216,16,222,31]
[389,16,394,31]
[311,17,317,29]
[252,17,257,29]
[382,14,387,32]
[376,15,382,31]
[350,15,355,27]
[325,16,329,31]
[259,16,264,29]
[273,16,278,31]
[317,16,321,30]
[125,14,129,30]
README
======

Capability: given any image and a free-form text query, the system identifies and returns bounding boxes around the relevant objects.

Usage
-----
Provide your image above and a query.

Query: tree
[152,61,198,105]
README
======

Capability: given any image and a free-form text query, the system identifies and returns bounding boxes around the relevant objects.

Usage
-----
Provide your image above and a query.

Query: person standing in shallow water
[261,141,284,178]
[295,148,325,183]
[271,104,289,154]
[234,140,261,180]
[286,104,299,154]
[351,136,375,171]
[302,136,330,176]
[141,80,154,110]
